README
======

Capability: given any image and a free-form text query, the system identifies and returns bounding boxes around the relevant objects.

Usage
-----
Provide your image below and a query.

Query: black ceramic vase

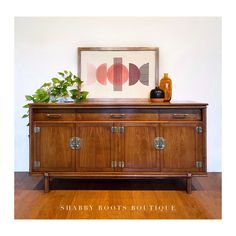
[150,86,165,99]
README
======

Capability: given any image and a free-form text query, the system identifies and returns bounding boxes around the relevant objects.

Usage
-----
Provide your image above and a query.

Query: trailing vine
[22,70,89,123]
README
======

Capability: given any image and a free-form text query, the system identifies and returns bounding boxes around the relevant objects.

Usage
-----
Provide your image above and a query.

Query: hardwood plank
[15,172,221,219]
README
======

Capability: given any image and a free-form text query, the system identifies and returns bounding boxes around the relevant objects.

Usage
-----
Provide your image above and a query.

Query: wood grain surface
[15,172,221,219]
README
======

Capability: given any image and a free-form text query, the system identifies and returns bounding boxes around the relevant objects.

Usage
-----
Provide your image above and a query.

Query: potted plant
[22,70,89,123]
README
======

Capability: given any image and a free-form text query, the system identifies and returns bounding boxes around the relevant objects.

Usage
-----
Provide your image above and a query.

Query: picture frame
[78,47,159,98]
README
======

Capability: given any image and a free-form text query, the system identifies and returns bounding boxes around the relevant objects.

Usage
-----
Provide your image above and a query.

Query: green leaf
[65,76,73,84]
[73,91,89,102]
[80,91,89,99]
[35,88,46,95]
[74,98,81,103]
[69,89,78,96]
[51,87,61,96]
[41,94,50,102]
[62,92,68,97]
[52,78,60,84]
[25,95,33,101]
[34,98,41,103]
[23,70,88,125]
[63,82,69,88]
[22,114,29,118]
[41,82,51,88]
[71,94,77,100]
[58,80,64,86]
[74,78,83,85]
[61,86,67,92]
[58,72,64,77]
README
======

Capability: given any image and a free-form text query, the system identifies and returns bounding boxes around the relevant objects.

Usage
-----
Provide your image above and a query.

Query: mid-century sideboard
[29,99,208,193]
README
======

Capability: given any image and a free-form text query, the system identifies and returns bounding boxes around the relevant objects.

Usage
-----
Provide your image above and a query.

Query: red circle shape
[107,64,129,85]
[96,63,107,85]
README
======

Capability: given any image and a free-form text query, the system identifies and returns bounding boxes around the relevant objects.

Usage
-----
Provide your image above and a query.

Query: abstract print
[87,57,149,91]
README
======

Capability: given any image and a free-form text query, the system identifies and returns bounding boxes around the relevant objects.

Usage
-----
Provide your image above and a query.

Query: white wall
[14,17,221,171]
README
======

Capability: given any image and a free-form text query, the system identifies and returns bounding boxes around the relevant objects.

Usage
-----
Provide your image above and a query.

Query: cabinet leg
[44,173,50,193]
[186,173,192,194]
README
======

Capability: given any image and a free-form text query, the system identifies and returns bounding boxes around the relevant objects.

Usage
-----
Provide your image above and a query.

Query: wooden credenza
[29,99,208,193]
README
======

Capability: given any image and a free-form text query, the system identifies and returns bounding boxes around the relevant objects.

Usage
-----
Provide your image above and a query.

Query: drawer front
[76,113,158,121]
[33,109,76,121]
[33,108,201,121]
[159,109,201,121]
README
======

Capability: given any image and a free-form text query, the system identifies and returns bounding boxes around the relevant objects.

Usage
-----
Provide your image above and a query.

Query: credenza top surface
[29,98,208,109]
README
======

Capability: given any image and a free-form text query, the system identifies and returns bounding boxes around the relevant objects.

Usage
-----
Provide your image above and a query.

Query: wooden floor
[14,172,221,219]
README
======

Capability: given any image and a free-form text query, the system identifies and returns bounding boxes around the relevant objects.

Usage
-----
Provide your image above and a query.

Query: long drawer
[159,109,201,121]
[76,113,158,121]
[33,108,202,121]
[33,109,76,121]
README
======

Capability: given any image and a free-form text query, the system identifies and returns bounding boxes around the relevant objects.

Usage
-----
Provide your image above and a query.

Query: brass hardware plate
[121,161,125,168]
[154,137,166,150]
[34,160,40,168]
[111,160,117,168]
[34,127,40,133]
[74,137,81,149]
[111,126,125,133]
[69,137,81,150]
[111,126,119,133]
[196,161,203,168]
[196,126,202,134]
[119,126,125,133]
[118,161,125,168]
[69,137,76,149]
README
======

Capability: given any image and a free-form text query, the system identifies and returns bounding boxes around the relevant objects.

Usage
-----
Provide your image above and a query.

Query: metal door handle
[74,137,81,149]
[69,137,81,149]
[154,137,166,150]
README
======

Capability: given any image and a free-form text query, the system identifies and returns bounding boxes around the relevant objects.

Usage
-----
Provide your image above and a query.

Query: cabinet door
[160,123,203,172]
[121,123,160,171]
[33,123,75,172]
[76,123,113,171]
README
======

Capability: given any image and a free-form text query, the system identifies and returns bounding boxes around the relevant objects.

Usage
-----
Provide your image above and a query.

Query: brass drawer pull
[110,114,125,119]
[172,114,188,119]
[46,114,62,119]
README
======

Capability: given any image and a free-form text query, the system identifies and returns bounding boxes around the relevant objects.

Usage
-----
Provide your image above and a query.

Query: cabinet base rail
[42,172,203,194]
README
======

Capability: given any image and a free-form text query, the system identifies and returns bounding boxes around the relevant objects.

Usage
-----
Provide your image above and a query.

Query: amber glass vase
[160,73,172,102]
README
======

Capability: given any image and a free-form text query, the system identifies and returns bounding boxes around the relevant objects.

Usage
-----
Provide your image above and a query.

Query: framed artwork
[78,47,159,98]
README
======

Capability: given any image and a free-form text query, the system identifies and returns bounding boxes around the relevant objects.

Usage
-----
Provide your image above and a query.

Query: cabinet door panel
[34,123,75,171]
[76,124,113,171]
[160,123,203,172]
[122,123,160,171]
